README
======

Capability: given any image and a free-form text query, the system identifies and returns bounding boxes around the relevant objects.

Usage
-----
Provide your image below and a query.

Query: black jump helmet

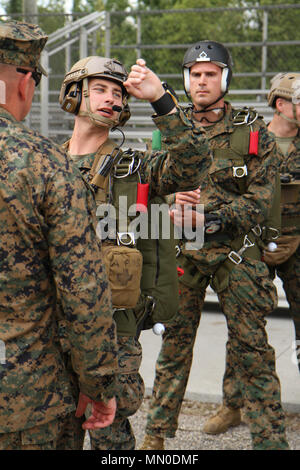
[182,41,233,96]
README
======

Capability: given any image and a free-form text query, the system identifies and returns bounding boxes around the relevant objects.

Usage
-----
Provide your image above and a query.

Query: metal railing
[18,4,299,146]
[38,11,106,136]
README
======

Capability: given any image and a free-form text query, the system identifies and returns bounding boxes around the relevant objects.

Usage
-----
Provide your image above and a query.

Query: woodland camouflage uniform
[219,76,300,422]
[60,117,211,449]
[275,133,300,361]
[144,103,289,450]
[0,106,118,449]
[221,130,300,416]
[0,21,118,450]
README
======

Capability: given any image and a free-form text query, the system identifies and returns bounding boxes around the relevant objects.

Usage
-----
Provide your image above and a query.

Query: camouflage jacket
[277,131,300,236]
[155,103,282,267]
[0,108,118,433]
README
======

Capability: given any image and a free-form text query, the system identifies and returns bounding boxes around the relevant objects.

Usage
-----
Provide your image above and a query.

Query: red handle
[136,183,149,212]
[249,130,259,155]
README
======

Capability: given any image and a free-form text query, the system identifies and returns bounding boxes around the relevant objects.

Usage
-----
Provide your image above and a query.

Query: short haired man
[265,75,300,348]
[0,20,119,450]
[57,55,212,449]
[125,41,289,450]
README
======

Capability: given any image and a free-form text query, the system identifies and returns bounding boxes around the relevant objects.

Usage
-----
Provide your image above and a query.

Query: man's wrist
[151,92,176,116]
[150,82,178,116]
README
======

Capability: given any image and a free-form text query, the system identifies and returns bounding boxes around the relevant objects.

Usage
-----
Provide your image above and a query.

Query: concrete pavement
[139,276,300,413]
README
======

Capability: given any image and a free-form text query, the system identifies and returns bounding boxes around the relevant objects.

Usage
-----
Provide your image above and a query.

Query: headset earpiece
[221,68,229,93]
[183,68,190,94]
[60,82,82,115]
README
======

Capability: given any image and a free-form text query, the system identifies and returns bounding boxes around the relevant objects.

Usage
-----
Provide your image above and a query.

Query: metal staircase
[26,11,274,150]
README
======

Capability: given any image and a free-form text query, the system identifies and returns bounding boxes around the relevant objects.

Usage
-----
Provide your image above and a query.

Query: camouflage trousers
[225,248,300,412]
[89,336,144,450]
[0,415,69,450]
[145,258,289,450]
[57,336,144,450]
[277,248,300,372]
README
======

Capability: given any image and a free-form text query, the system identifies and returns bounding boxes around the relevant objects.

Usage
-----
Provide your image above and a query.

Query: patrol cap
[0,20,48,76]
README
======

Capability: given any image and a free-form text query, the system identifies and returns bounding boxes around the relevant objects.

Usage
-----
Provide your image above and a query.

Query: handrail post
[136,13,141,60]
[40,50,49,137]
[261,8,268,99]
[105,12,111,57]
[80,27,88,58]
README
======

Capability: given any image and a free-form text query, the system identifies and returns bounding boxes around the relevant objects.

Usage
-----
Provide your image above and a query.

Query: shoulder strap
[90,139,117,177]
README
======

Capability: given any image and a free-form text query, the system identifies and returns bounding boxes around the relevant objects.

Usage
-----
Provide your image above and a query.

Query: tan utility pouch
[102,245,143,308]
[264,235,300,266]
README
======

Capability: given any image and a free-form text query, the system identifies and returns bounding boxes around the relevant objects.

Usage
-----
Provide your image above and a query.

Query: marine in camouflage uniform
[58,57,211,450]
[0,21,118,450]
[266,73,300,372]
[126,44,289,450]
[219,73,300,421]
[275,135,300,368]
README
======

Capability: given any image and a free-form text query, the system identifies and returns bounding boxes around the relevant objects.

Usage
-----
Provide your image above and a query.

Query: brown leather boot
[202,405,241,435]
[139,434,165,450]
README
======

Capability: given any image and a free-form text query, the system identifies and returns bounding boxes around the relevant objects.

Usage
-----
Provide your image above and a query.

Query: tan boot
[139,434,165,450]
[202,405,241,435]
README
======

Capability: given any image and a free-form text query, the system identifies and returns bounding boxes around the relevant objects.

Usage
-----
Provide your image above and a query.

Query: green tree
[3,0,23,20]
[101,0,138,71]
[38,0,65,34]
[137,0,175,9]
[119,0,299,95]
[239,0,300,87]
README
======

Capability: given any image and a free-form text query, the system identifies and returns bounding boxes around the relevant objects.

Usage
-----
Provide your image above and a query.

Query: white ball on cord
[152,323,165,335]
[267,242,278,252]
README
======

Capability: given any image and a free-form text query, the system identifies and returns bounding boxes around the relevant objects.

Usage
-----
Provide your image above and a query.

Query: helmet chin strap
[190,82,227,118]
[77,78,120,128]
[192,92,226,123]
[276,104,300,127]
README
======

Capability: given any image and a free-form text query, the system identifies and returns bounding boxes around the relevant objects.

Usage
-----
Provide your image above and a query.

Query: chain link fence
[106,4,300,99]
[3,4,299,146]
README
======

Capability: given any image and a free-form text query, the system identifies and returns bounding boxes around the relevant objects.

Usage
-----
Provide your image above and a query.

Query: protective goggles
[16,67,42,87]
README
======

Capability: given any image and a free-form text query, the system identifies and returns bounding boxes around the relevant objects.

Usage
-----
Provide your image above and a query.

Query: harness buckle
[252,224,262,237]
[114,152,141,178]
[243,234,255,249]
[228,235,255,265]
[233,165,247,178]
[233,108,259,126]
[175,245,181,258]
[267,227,280,240]
[228,250,243,264]
[117,232,135,246]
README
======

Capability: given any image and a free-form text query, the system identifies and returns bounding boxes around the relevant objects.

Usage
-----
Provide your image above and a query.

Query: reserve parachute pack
[280,169,300,236]
[89,138,179,335]
[178,107,282,293]
[214,107,281,241]
[264,167,300,266]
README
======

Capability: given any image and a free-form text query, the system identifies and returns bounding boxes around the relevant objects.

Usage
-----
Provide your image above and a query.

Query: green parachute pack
[89,136,179,336]
[177,107,282,293]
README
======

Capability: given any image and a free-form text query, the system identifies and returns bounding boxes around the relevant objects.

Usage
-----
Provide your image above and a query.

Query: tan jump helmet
[59,56,130,128]
[268,72,300,126]
[268,72,300,106]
